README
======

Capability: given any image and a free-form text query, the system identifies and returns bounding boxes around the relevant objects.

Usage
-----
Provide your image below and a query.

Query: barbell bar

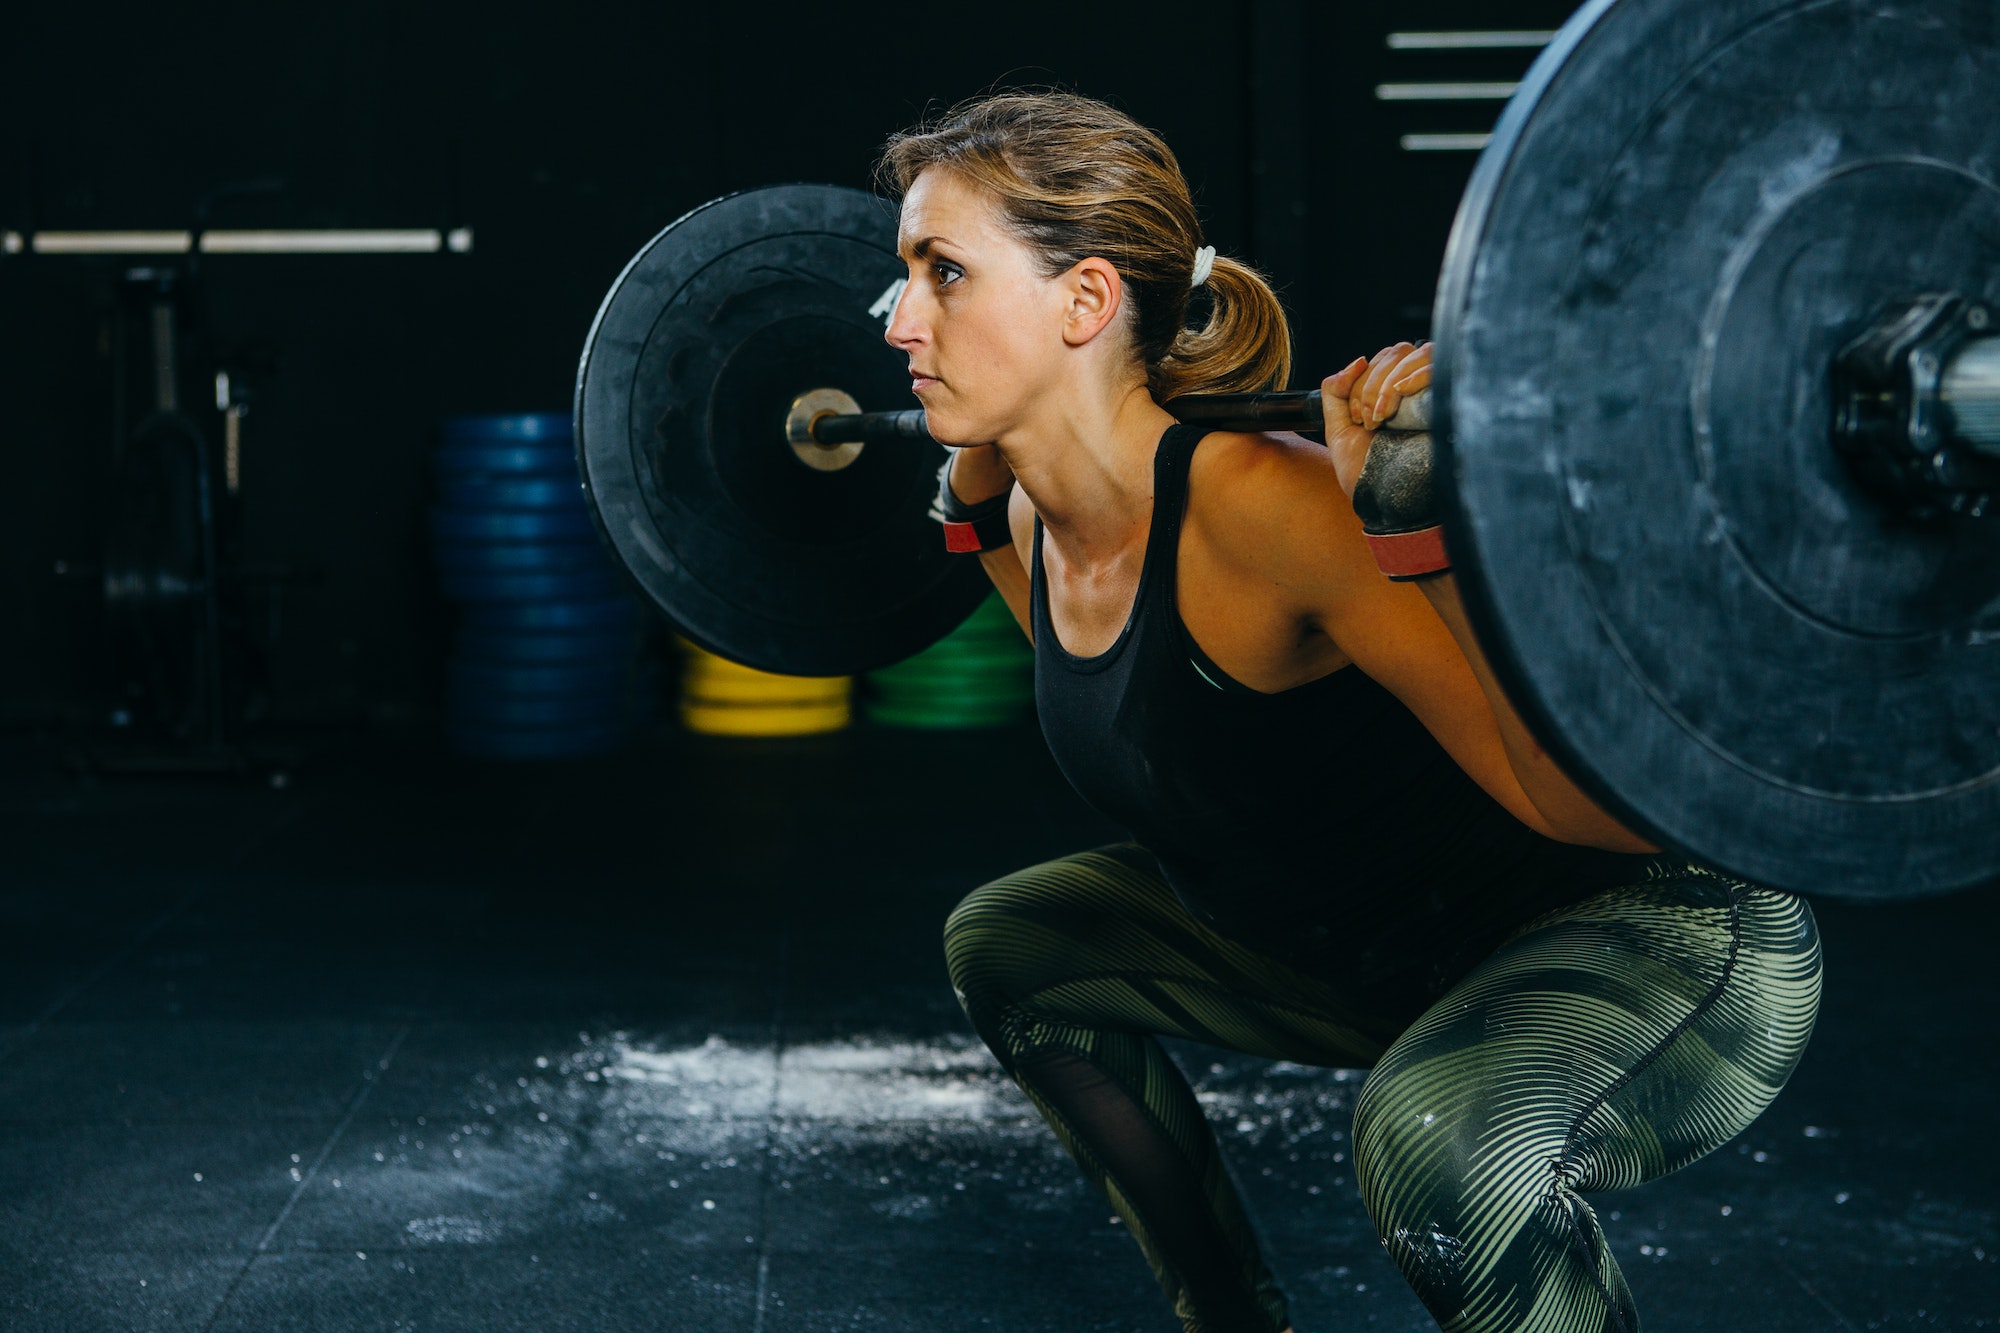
[798,338,2000,519]
[800,392,1352,451]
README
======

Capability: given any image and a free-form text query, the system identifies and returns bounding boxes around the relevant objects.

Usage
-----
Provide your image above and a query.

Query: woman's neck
[997,378,1177,566]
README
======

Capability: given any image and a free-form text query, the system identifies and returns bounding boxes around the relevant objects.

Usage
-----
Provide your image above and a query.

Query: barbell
[573,0,2000,901]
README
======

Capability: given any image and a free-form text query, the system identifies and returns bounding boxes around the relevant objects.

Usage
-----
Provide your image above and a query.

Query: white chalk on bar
[1383,389,1431,433]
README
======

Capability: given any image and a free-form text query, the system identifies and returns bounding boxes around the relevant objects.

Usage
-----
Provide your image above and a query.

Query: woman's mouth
[909,371,939,393]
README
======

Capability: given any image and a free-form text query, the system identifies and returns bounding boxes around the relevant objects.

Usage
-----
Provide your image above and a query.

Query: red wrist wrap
[1364,526,1451,581]
[941,509,1014,554]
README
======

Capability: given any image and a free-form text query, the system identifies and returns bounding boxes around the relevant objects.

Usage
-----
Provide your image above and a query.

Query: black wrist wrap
[1352,428,1451,581]
[928,457,1014,554]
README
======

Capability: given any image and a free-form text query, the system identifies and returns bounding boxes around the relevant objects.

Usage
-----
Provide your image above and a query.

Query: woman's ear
[1059,256,1124,348]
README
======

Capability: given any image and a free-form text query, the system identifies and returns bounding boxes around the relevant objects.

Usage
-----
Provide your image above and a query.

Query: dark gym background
[0,0,1572,728]
[6,4,1994,1332]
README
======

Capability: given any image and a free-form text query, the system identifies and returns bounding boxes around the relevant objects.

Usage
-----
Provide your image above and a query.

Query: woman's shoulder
[1185,430,1373,578]
[1176,428,1397,683]
[1188,427,1343,496]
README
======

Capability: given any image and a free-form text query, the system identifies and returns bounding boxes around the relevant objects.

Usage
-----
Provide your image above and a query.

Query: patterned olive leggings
[943,844,1823,1333]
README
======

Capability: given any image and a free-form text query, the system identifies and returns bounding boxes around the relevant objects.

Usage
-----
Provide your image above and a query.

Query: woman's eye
[933,261,964,286]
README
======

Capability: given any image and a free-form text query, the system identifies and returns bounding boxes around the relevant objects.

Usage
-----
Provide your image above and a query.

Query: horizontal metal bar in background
[1386,30,1556,49]
[199,228,473,254]
[32,230,192,254]
[1376,82,1521,101]
[1401,133,1494,152]
[4,228,473,256]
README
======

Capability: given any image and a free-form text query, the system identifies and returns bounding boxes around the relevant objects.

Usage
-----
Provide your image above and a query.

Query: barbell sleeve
[1943,337,2000,457]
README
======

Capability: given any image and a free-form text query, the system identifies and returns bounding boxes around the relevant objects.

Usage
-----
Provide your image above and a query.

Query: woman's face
[885,169,1080,446]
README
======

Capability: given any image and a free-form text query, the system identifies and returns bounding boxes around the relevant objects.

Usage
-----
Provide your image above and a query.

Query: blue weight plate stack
[432,413,650,758]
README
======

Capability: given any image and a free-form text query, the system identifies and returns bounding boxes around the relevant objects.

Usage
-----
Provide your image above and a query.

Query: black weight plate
[432,506,601,544]
[458,597,639,633]
[435,443,576,477]
[433,541,609,575]
[1434,0,2000,898]
[455,629,637,663]
[440,568,625,603]
[440,476,590,511]
[575,184,990,676]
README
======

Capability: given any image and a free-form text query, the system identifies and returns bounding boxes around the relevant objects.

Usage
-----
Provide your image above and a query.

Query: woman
[879,92,1822,1333]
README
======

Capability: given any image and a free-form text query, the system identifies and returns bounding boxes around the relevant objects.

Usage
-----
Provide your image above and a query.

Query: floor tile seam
[1769,1253,1866,1332]
[749,930,791,1333]
[196,1023,411,1333]
[0,913,219,1064]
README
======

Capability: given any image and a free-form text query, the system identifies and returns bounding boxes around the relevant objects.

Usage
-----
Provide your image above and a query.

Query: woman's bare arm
[1314,345,1656,852]
[1411,574,1650,848]
[948,443,1034,640]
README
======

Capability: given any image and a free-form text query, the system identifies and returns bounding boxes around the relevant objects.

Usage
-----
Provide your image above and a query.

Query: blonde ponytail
[878,92,1293,402]
[1152,254,1292,401]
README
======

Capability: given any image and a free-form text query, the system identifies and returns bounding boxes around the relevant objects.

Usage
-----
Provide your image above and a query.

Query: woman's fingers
[1372,343,1434,423]
[1352,349,1391,426]
[1357,343,1415,426]
[1321,358,1370,440]
[1387,342,1432,391]
[1327,341,1435,436]
[1320,358,1378,496]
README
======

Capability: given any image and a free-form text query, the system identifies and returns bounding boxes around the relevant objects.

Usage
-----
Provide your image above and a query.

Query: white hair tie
[1190,245,1217,288]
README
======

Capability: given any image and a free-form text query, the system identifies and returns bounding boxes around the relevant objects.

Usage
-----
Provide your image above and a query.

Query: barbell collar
[1834,297,2000,515]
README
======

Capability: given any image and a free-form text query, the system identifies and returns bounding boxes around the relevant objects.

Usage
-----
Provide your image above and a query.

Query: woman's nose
[883,288,922,349]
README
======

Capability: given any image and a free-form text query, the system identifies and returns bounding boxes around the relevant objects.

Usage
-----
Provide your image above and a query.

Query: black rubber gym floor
[1,725,1994,1331]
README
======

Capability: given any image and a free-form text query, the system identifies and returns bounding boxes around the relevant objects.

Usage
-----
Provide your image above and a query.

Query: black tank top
[1031,424,1651,1026]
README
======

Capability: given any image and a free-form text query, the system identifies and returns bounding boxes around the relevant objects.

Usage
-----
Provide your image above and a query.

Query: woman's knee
[943,847,1147,1007]
[942,871,1065,1044]
[943,879,1021,997]
[1352,1063,1486,1232]
[1733,887,1824,1072]
[1351,1065,1497,1318]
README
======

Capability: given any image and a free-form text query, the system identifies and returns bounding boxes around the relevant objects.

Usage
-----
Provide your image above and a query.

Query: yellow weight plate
[679,699,851,736]
[682,674,851,705]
